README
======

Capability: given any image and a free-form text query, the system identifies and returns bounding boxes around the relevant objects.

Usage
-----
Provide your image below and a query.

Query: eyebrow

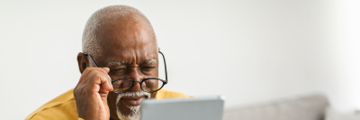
[106,59,156,67]
[141,59,157,64]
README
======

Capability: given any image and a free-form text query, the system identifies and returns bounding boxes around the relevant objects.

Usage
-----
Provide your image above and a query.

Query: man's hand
[74,67,113,120]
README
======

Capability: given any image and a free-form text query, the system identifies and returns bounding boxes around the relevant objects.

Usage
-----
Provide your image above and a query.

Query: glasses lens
[142,78,164,92]
[112,79,133,93]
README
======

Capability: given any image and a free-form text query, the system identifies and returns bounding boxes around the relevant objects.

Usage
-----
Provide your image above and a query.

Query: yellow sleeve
[26,88,190,120]
[25,89,78,120]
[155,89,192,99]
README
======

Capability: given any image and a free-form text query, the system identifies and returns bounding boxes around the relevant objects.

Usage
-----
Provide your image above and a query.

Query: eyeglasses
[84,51,168,94]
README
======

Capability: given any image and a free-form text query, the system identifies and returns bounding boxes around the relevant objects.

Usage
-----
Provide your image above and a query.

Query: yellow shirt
[25,89,191,120]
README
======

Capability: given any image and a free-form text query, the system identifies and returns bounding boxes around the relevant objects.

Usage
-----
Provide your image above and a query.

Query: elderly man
[26,5,190,120]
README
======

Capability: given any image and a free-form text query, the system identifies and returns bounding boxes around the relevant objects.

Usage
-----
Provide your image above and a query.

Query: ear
[77,52,89,74]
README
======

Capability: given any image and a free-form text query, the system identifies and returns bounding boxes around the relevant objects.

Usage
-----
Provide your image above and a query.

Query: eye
[141,66,155,73]
[110,68,127,75]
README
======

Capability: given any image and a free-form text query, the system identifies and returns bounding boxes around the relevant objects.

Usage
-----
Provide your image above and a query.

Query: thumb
[102,67,110,73]
[101,67,112,91]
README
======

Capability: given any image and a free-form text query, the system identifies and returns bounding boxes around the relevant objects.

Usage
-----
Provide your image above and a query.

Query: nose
[126,68,142,92]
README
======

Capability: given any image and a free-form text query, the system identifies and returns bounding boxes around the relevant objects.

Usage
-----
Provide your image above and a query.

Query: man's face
[92,15,158,120]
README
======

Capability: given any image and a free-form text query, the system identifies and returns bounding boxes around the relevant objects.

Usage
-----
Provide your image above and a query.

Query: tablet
[140,96,225,120]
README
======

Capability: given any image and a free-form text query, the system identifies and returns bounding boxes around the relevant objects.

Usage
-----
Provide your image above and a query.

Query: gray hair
[82,5,146,58]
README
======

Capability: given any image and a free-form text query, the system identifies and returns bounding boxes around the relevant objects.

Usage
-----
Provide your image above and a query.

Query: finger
[76,67,96,86]
[99,68,113,92]
[86,68,113,92]
[77,68,97,87]
[77,67,113,93]
[100,67,112,90]
[80,67,108,87]
[81,72,108,93]
[102,67,110,73]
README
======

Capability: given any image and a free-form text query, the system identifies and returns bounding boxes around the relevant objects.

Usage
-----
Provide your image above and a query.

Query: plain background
[1,0,360,119]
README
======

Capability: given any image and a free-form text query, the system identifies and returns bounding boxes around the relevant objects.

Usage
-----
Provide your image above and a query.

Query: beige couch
[223,95,329,120]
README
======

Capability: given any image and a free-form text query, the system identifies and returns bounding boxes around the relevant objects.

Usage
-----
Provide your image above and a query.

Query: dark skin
[74,11,158,120]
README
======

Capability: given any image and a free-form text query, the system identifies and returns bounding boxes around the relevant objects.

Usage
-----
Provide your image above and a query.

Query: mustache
[118,91,151,98]
[116,91,151,102]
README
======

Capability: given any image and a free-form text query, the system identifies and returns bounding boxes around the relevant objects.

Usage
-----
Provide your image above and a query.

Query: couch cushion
[223,95,329,120]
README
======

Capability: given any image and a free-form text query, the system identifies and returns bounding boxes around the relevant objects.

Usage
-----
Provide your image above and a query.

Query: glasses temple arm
[158,51,168,83]
[84,53,99,67]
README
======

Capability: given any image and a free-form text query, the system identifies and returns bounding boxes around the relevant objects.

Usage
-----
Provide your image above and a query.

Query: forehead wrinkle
[107,61,128,67]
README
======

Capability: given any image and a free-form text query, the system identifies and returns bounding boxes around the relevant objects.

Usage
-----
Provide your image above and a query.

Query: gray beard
[115,91,151,120]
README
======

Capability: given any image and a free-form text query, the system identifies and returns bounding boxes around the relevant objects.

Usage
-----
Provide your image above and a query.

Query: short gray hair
[82,5,143,58]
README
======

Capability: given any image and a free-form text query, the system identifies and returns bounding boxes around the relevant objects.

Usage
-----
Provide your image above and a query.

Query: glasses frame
[111,78,166,93]
[83,51,169,94]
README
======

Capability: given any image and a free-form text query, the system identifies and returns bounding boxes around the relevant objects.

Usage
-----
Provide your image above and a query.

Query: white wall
[332,0,360,112]
[0,0,358,119]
